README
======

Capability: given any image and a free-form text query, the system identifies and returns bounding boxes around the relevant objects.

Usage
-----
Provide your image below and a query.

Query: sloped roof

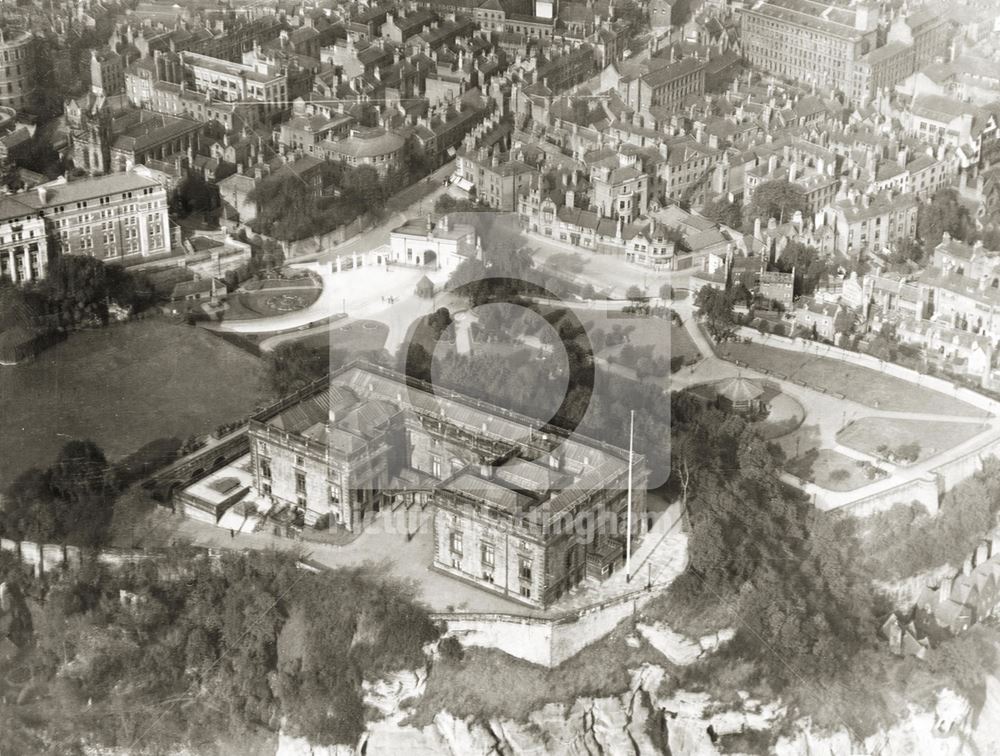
[717,376,763,403]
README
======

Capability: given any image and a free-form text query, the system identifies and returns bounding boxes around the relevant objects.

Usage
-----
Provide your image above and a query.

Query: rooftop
[0,173,162,220]
[252,364,636,524]
[742,0,870,40]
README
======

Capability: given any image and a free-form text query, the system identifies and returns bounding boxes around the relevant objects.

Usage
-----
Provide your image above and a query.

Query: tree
[747,180,807,225]
[171,172,220,217]
[1,468,58,542]
[773,241,828,295]
[616,0,647,36]
[39,256,156,326]
[427,307,453,339]
[917,188,973,251]
[435,194,480,214]
[890,237,925,266]
[266,342,340,396]
[694,286,736,341]
[625,285,645,303]
[1,160,23,192]
[1,440,113,546]
[701,196,743,229]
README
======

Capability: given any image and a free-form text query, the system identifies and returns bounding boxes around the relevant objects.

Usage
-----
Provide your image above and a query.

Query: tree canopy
[250,163,391,241]
[0,551,438,751]
[747,180,807,225]
[694,286,736,341]
[772,240,829,295]
[265,342,345,396]
[660,394,881,687]
[700,196,744,229]
[1,440,114,547]
[917,187,974,252]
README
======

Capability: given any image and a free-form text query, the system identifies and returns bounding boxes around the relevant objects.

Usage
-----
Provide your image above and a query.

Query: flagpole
[626,409,633,581]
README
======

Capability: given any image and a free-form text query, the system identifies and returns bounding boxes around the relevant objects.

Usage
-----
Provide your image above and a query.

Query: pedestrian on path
[230,529,235,539]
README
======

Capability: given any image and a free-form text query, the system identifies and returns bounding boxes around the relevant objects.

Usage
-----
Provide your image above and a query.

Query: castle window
[519,556,532,582]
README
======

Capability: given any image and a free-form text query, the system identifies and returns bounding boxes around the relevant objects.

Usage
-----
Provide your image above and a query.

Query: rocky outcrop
[276,638,1000,756]
[775,679,1000,756]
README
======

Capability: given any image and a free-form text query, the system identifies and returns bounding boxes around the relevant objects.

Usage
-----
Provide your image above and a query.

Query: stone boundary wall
[284,213,376,260]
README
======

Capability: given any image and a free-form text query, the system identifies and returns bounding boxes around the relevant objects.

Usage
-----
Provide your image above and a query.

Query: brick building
[739,0,879,96]
[0,172,171,282]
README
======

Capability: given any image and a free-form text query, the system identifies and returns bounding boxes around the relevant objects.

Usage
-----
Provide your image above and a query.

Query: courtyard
[0,320,265,486]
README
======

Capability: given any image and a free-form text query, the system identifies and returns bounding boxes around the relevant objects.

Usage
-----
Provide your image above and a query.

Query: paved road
[526,232,696,299]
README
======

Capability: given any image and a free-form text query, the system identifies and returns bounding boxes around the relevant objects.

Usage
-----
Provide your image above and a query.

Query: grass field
[785,448,879,491]
[720,342,985,417]
[0,320,265,486]
[575,309,701,365]
[837,417,989,463]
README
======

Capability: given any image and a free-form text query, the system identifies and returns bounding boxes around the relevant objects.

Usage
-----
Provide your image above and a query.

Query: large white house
[387,215,478,272]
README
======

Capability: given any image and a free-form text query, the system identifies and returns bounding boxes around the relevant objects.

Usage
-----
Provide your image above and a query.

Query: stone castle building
[246,363,649,608]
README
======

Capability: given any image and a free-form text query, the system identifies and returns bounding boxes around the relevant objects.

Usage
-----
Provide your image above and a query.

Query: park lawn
[785,448,878,491]
[296,319,389,355]
[0,320,265,486]
[575,308,702,365]
[837,417,989,463]
[720,342,985,417]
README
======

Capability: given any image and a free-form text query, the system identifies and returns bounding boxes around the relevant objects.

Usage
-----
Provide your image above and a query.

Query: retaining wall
[0,538,162,573]
[433,588,654,667]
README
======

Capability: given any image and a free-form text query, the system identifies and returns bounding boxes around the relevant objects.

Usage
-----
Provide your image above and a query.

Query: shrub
[895,443,921,463]
[438,635,464,663]
[314,513,330,530]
